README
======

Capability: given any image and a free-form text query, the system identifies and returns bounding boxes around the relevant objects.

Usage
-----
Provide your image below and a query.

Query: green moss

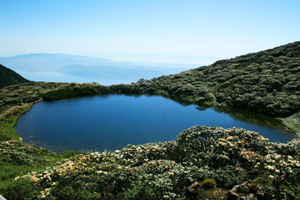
[202,179,217,189]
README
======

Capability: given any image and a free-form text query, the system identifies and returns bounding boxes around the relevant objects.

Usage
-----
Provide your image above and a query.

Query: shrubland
[1,126,299,199]
[113,42,300,118]
[0,41,299,199]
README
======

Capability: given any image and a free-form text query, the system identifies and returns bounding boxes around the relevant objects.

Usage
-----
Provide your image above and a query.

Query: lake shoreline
[14,94,297,154]
[1,81,298,145]
[1,88,298,157]
[0,42,299,199]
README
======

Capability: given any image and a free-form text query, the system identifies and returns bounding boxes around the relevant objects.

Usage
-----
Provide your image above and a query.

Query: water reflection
[14,95,296,154]
[212,106,288,131]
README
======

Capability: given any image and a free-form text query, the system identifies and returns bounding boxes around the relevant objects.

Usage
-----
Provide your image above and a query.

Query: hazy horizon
[0,52,219,66]
[0,53,205,85]
[1,0,299,84]
[1,0,299,65]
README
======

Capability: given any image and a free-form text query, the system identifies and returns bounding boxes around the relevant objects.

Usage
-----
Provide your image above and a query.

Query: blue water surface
[14,95,296,153]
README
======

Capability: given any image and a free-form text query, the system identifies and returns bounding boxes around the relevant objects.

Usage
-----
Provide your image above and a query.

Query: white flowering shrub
[3,126,297,199]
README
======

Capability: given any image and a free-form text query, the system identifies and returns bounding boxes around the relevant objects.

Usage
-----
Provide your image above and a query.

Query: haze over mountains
[0,54,200,85]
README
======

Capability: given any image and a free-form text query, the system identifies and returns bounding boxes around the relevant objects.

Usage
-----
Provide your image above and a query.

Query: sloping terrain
[1,126,299,199]
[116,41,300,117]
[0,42,299,199]
[0,64,29,89]
[1,42,299,118]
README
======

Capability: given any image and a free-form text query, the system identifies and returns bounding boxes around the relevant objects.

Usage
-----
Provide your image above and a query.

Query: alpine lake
[14,94,297,154]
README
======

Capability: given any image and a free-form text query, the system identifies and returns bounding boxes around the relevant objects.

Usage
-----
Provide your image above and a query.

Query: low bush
[202,179,217,189]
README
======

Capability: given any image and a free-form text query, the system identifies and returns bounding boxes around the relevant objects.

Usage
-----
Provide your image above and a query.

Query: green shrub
[0,177,38,200]
[122,181,157,200]
[42,87,98,101]
[202,179,217,189]
[62,150,81,158]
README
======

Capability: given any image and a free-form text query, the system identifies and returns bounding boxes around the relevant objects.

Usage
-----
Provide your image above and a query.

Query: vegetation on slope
[280,112,300,137]
[0,105,73,199]
[0,42,299,199]
[0,81,109,107]
[1,126,300,199]
[0,64,29,89]
[112,41,300,118]
[0,82,111,199]
[0,104,32,141]
[1,41,299,118]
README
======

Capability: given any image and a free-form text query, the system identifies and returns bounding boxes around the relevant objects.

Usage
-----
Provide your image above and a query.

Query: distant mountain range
[0,54,199,85]
[0,64,29,89]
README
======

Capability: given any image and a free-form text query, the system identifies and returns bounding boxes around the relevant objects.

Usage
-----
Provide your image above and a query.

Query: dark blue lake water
[15,95,296,153]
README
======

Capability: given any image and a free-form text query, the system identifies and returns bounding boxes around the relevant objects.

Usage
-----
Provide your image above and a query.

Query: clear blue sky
[1,0,299,63]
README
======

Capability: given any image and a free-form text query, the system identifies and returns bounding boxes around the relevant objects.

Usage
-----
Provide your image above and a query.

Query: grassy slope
[116,41,300,118]
[0,103,63,196]
[0,104,32,141]
[280,111,300,137]
[0,42,299,199]
[0,82,107,198]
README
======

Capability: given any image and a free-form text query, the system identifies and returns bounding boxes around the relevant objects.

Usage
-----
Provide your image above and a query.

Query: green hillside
[115,41,300,117]
[0,64,29,89]
[0,42,299,199]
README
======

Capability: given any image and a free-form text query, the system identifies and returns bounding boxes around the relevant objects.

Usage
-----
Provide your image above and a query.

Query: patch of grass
[0,176,38,200]
[280,111,300,138]
[0,105,32,141]
[0,104,77,197]
[62,150,84,158]
[0,161,42,182]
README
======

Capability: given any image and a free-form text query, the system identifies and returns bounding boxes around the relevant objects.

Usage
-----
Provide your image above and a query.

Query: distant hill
[0,53,115,72]
[1,44,300,199]
[1,42,299,117]
[0,53,197,84]
[114,41,300,117]
[0,64,29,89]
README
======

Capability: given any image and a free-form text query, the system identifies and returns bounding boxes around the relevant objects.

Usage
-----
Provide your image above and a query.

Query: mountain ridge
[114,41,300,117]
[0,64,29,89]
[1,41,299,118]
